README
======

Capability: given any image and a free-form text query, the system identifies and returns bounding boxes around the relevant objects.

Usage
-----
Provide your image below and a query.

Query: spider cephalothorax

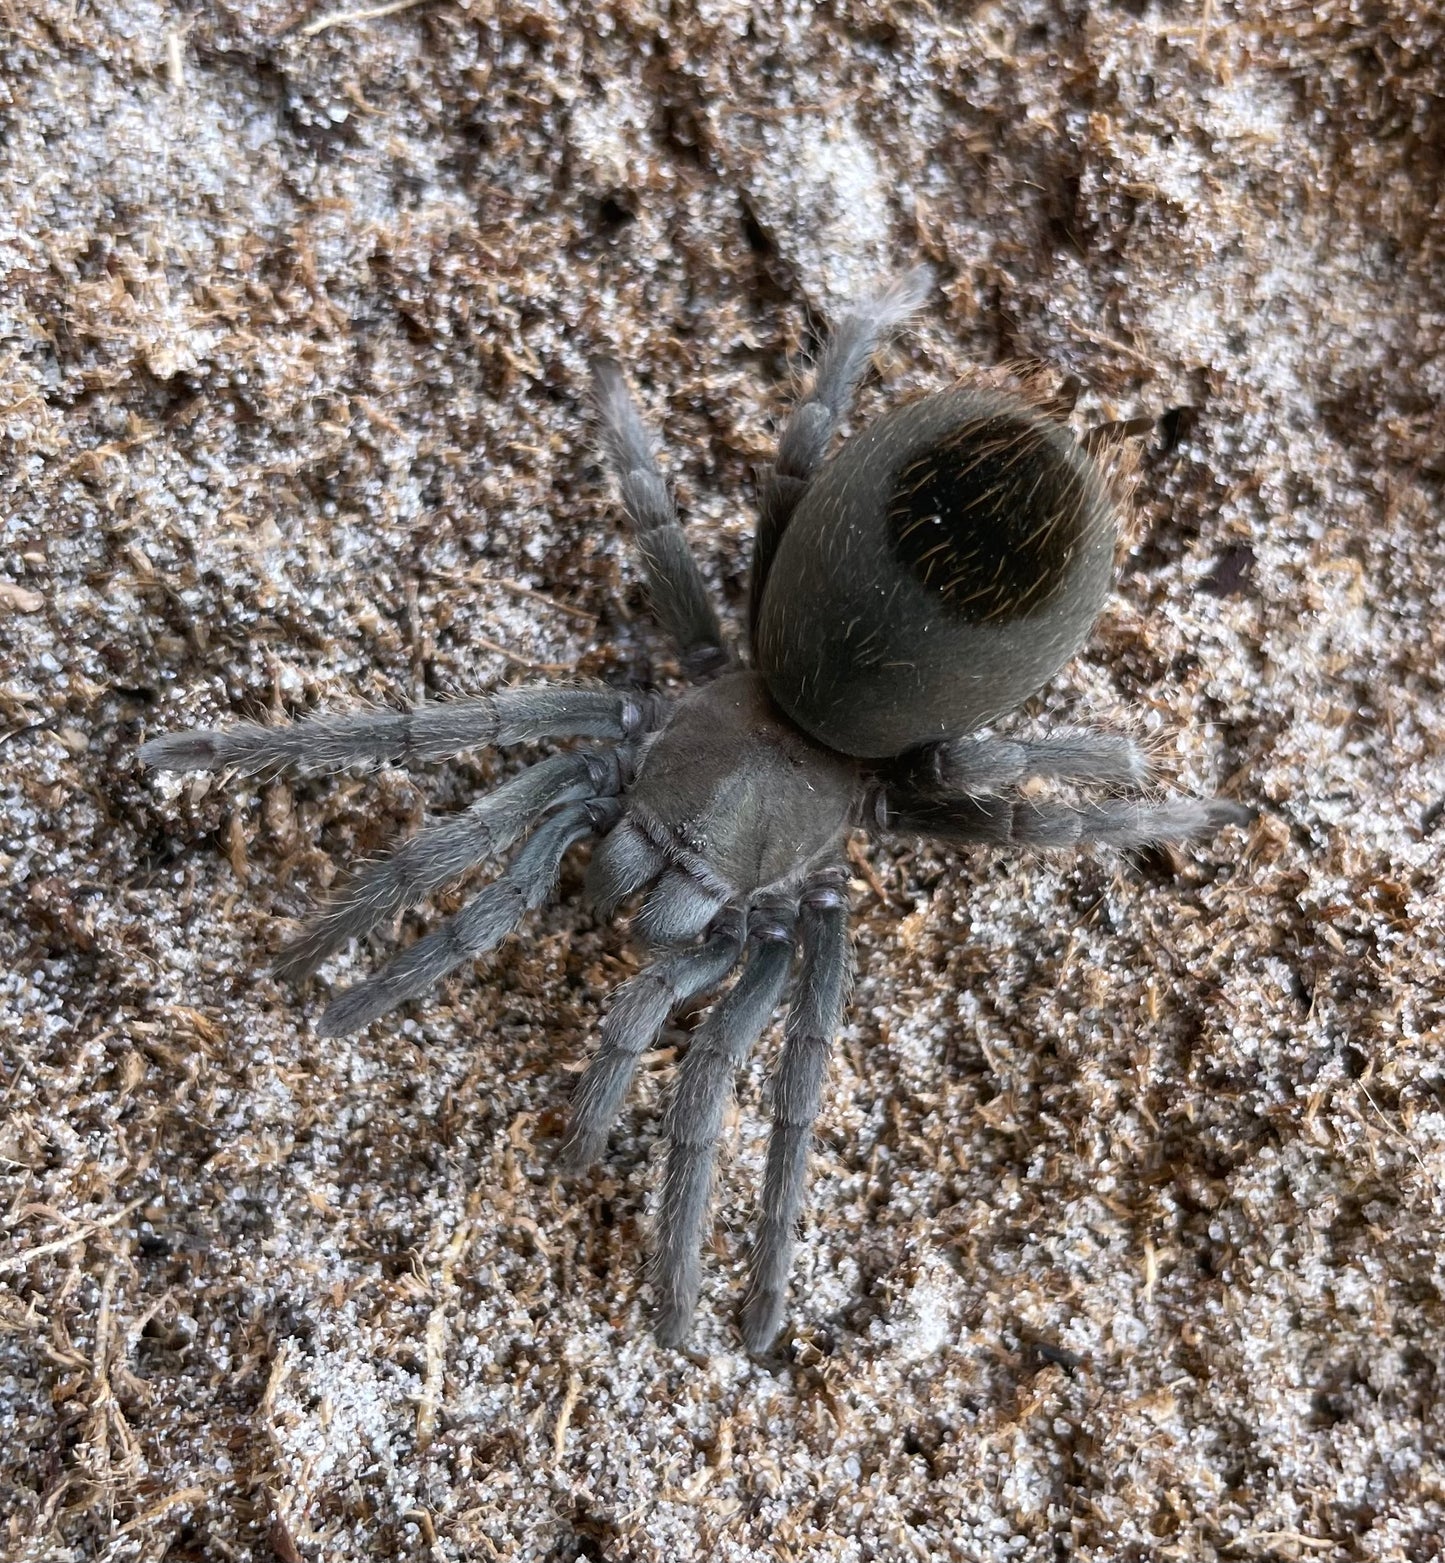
[141,268,1250,1350]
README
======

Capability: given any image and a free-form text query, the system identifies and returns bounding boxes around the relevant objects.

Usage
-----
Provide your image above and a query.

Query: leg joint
[583,797,624,833]
[747,895,798,944]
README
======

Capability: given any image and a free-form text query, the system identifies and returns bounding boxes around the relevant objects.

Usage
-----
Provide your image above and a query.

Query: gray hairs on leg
[560,910,746,1173]
[277,749,628,980]
[741,880,852,1353]
[140,686,653,776]
[317,798,619,1036]
[651,906,797,1348]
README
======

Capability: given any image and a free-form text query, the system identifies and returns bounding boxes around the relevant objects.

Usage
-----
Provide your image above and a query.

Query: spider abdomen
[754,387,1119,759]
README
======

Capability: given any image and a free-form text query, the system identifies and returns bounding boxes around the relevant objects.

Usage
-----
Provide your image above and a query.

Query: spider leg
[632,866,728,948]
[139,685,656,776]
[277,748,634,980]
[653,900,797,1348]
[560,909,746,1173]
[741,870,852,1353]
[876,790,1253,851]
[750,265,935,626]
[317,796,621,1036]
[584,816,670,917]
[901,730,1151,795]
[591,359,730,680]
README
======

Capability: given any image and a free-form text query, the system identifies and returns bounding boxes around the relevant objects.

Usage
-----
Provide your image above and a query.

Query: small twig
[404,577,427,703]
[165,26,192,90]
[1359,1081,1439,1194]
[0,1198,146,1273]
[113,1487,209,1537]
[745,89,863,121]
[474,634,573,674]
[1067,322,1155,367]
[847,832,889,905]
[298,0,436,38]
[498,578,598,625]
[1237,1534,1335,1554]
[416,1217,473,1452]
[552,1371,583,1465]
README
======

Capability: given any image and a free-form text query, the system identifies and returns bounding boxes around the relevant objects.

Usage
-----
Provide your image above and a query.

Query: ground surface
[3,2,1444,1560]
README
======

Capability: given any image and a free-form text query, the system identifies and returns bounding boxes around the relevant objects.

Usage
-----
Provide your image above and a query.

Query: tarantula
[141,267,1249,1351]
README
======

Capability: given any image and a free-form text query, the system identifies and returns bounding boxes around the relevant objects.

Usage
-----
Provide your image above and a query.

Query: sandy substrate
[3,2,1443,1559]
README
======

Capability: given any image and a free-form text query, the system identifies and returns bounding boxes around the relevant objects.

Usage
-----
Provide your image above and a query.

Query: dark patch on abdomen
[886,412,1101,623]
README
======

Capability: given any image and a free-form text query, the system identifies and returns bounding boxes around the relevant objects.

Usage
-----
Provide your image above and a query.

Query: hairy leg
[877,791,1253,851]
[591,359,729,680]
[277,748,632,980]
[140,685,656,776]
[902,729,1151,795]
[318,796,621,1036]
[750,266,935,624]
[653,903,797,1347]
[560,909,746,1173]
[584,816,670,916]
[741,873,852,1353]
[632,867,727,948]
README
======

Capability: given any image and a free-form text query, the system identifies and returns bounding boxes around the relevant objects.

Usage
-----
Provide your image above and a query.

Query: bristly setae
[140,266,1251,1352]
